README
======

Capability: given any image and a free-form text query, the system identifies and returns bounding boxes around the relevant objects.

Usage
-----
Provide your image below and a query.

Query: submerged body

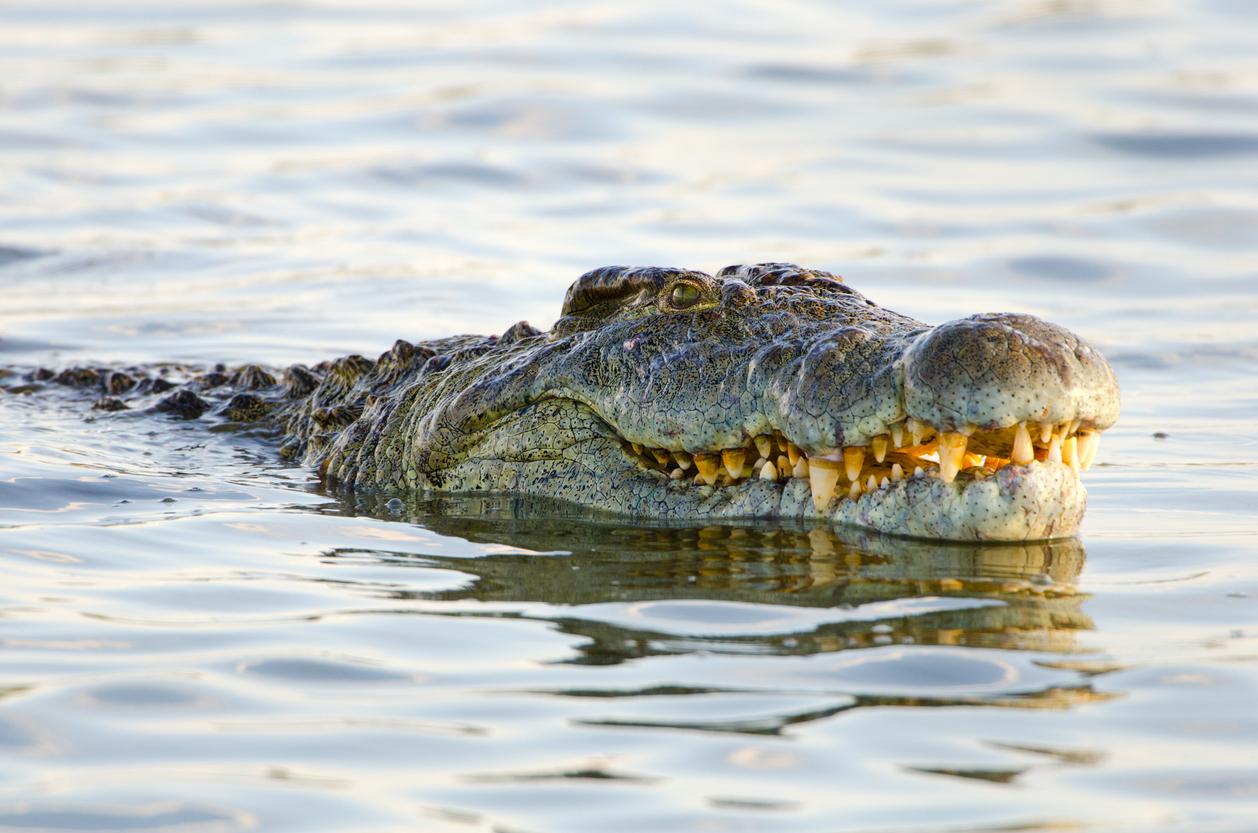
[17,264,1119,541]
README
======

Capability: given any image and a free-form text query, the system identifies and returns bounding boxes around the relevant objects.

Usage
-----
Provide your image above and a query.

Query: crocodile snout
[902,312,1120,434]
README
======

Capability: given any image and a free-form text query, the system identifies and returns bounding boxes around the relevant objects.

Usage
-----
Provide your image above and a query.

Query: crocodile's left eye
[668,282,703,309]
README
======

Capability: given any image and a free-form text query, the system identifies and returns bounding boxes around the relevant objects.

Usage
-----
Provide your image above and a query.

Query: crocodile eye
[669,283,702,309]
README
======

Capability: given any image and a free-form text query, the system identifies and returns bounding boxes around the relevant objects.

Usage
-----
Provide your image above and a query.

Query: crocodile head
[384,263,1118,541]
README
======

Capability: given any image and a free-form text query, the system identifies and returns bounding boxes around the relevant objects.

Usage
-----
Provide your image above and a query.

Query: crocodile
[11,263,1120,541]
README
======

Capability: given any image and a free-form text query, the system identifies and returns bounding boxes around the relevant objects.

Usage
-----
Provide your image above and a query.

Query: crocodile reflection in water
[330,494,1095,676]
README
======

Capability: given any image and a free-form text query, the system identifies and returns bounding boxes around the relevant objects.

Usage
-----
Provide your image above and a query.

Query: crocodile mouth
[622,417,1103,513]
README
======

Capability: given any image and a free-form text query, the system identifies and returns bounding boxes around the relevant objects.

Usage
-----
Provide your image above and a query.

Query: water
[2,1,1257,830]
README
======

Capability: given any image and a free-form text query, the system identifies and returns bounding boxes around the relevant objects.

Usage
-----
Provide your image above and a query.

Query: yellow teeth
[938,432,968,484]
[1062,435,1079,472]
[809,458,841,511]
[843,447,865,482]
[787,442,802,467]
[1012,421,1034,465]
[1077,430,1099,470]
[908,417,933,445]
[1047,431,1063,464]
[623,417,1104,501]
[694,452,719,486]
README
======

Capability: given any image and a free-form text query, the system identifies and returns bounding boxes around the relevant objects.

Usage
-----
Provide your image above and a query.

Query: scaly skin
[18,264,1120,541]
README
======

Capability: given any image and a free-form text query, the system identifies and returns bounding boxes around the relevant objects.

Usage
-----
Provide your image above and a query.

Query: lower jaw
[684,461,1087,542]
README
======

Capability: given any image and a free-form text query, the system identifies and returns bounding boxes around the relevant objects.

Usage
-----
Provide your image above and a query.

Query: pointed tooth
[792,457,810,479]
[776,434,789,453]
[880,476,890,490]
[694,452,719,486]
[809,458,841,511]
[866,474,877,492]
[1039,421,1053,444]
[776,455,792,479]
[938,432,968,484]
[631,442,644,455]
[848,480,862,500]
[871,435,888,463]
[843,447,866,482]
[759,459,778,481]
[722,448,747,479]
[787,443,802,467]
[651,448,671,466]
[1078,431,1099,470]
[891,463,904,482]
[890,422,905,448]
[674,450,692,470]
[1063,435,1079,472]
[1011,421,1034,466]
[1047,431,1063,464]
[908,417,933,445]
[914,465,925,478]
[670,468,685,480]
[754,435,773,460]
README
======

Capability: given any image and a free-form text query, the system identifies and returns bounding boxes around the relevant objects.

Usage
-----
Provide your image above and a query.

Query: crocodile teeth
[651,448,671,466]
[787,443,802,467]
[880,475,890,490]
[1047,431,1063,464]
[670,468,685,480]
[674,450,692,470]
[632,443,644,455]
[792,457,810,479]
[1039,421,1054,444]
[866,473,878,491]
[722,448,747,479]
[754,435,773,460]
[891,462,904,482]
[694,452,719,486]
[776,455,792,479]
[759,459,777,481]
[843,447,865,482]
[809,458,841,511]
[890,422,905,447]
[914,465,925,478]
[1012,421,1034,466]
[938,432,968,484]
[908,417,932,445]
[871,435,888,463]
[849,480,862,500]
[1078,431,1099,470]
[1062,435,1079,472]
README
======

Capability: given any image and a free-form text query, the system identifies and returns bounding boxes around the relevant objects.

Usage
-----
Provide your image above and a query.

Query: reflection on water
[343,494,1094,664]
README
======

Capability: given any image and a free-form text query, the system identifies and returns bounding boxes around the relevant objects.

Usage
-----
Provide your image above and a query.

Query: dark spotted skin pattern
[15,264,1119,540]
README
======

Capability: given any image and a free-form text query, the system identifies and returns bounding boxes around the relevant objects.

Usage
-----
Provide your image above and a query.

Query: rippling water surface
[2,1,1257,831]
